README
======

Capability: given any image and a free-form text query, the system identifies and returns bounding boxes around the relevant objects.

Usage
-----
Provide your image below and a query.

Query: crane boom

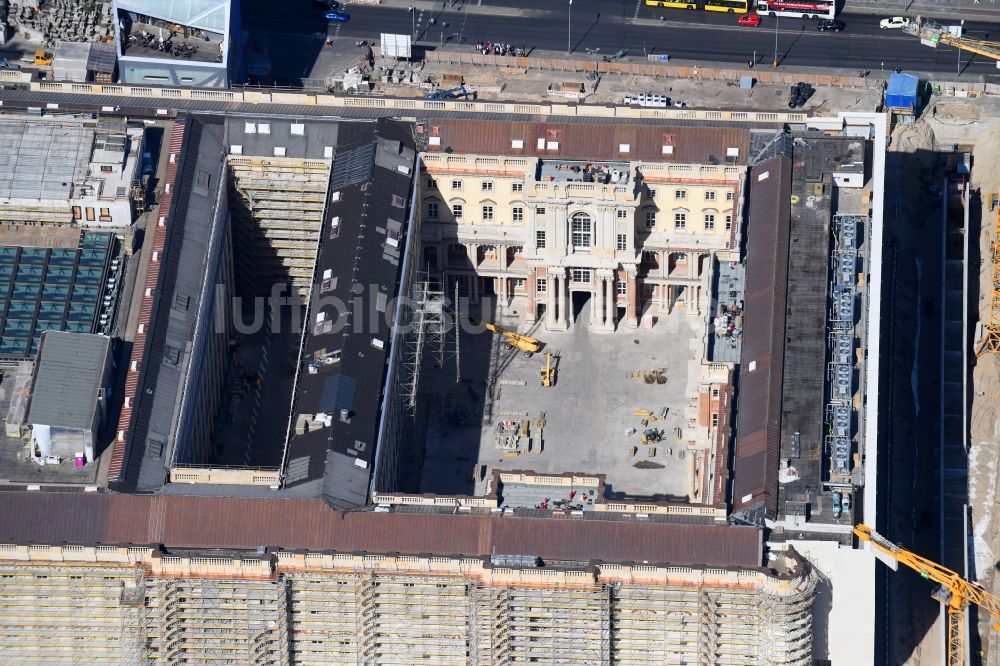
[903,17,1000,64]
[854,524,1000,666]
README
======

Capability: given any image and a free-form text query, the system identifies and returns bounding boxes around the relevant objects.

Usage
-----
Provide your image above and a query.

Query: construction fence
[422,49,1000,96]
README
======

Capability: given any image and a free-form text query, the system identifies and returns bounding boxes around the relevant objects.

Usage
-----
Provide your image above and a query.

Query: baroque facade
[419,154,743,330]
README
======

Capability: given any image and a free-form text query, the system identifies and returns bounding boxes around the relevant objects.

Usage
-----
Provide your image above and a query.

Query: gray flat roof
[27,331,110,430]
[0,119,94,201]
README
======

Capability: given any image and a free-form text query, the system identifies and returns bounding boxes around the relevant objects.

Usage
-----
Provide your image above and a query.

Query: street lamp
[567,0,573,55]
[408,6,415,40]
[957,19,965,76]
[772,14,779,67]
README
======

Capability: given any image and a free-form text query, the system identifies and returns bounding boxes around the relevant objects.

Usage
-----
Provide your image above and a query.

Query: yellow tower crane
[854,524,1000,666]
[903,18,1000,65]
[976,188,1000,356]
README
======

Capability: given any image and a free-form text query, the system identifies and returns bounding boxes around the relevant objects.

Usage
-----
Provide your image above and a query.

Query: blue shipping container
[886,72,919,111]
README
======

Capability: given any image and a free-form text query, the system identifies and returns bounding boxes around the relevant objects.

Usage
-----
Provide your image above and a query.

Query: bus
[704,0,750,12]
[645,0,750,13]
[755,0,836,19]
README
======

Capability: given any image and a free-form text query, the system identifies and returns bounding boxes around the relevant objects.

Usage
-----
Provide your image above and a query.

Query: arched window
[423,197,441,220]
[511,201,525,224]
[570,212,592,249]
[672,208,689,230]
[703,209,718,231]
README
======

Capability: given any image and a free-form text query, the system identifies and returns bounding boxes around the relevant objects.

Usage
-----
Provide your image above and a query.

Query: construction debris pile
[626,407,675,461]
[534,487,595,511]
[627,368,668,384]
[713,302,744,340]
[3,0,113,46]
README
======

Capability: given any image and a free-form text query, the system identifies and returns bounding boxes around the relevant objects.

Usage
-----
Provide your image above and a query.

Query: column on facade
[604,273,616,330]
[545,269,558,329]
[561,271,571,329]
[525,268,538,324]
[546,268,568,332]
[590,273,603,327]
[688,252,697,279]
[624,269,639,328]
[593,270,614,332]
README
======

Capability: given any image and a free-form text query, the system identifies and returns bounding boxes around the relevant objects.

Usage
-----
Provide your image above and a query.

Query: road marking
[633,0,642,20]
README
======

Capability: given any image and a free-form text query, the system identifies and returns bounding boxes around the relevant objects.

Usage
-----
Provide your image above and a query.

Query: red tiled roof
[0,492,763,569]
[108,121,186,482]
[422,120,749,165]
[732,156,791,517]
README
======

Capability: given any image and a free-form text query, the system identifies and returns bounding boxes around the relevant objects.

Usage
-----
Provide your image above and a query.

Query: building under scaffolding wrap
[0,544,816,666]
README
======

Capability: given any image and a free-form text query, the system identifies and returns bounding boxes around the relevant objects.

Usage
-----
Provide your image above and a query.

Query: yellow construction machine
[540,352,557,387]
[903,18,1000,66]
[484,322,543,358]
[855,524,1000,666]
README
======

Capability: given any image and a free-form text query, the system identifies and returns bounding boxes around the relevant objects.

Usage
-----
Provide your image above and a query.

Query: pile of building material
[5,0,113,46]
[0,0,8,45]
[51,39,115,81]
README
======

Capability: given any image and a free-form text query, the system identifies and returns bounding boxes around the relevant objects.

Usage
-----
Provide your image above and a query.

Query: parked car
[841,493,852,515]
[817,19,845,32]
[738,12,761,27]
[831,492,843,519]
[0,59,20,70]
[325,10,350,21]
[880,16,911,29]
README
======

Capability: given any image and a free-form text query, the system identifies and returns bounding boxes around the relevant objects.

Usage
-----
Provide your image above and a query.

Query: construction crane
[977,188,1000,356]
[483,322,543,358]
[903,17,1000,66]
[854,524,1000,666]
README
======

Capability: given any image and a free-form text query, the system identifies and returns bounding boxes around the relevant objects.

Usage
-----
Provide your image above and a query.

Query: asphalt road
[242,0,1000,76]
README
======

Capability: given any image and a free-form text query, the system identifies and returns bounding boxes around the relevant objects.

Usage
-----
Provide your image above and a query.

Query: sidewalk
[427,40,995,84]
[843,0,1000,21]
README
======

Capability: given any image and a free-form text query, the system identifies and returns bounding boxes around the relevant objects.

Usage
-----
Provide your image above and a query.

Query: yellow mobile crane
[903,17,1000,66]
[854,524,1000,666]
[483,322,543,358]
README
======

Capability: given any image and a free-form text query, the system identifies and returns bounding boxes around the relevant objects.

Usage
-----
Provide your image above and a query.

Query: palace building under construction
[0,99,887,665]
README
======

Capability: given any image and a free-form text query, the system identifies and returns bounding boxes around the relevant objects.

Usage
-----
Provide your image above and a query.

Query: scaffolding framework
[0,551,817,666]
[402,274,452,411]
[227,156,332,298]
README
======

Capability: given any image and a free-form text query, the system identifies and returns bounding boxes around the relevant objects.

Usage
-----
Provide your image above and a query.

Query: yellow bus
[703,0,750,12]
[645,0,750,13]
[644,0,697,8]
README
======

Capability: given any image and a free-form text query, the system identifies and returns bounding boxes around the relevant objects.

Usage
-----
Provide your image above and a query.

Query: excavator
[855,524,1000,666]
